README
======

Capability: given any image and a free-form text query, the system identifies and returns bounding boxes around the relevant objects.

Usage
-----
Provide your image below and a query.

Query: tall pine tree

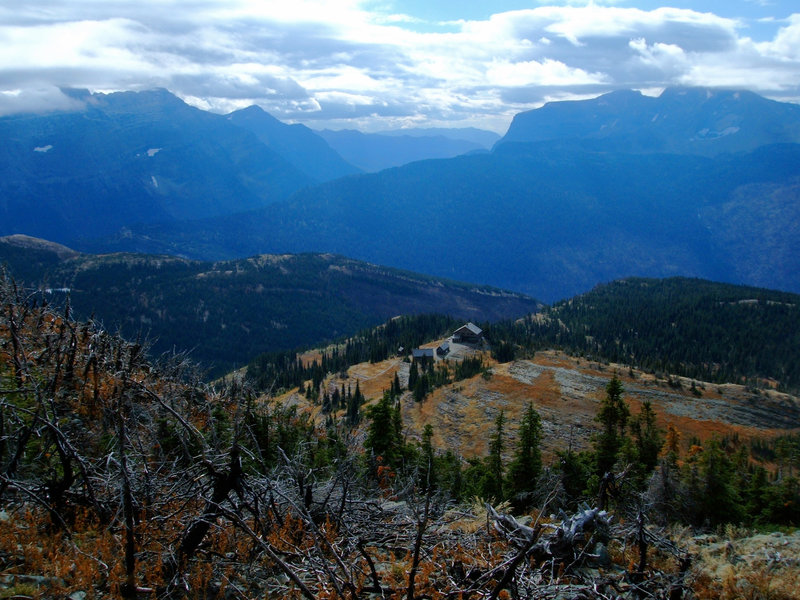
[594,376,630,477]
[506,402,542,510]
[628,400,663,487]
[483,410,506,501]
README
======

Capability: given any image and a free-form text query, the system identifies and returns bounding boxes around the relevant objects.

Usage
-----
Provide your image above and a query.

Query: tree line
[246,313,461,393]
[485,277,800,392]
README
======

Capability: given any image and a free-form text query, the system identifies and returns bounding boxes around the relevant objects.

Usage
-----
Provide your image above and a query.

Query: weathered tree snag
[488,504,611,570]
[164,443,243,596]
[118,404,138,600]
[407,481,432,600]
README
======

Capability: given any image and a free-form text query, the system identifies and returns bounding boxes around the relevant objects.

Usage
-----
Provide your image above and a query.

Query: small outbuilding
[412,348,435,360]
[452,322,483,344]
[437,341,450,356]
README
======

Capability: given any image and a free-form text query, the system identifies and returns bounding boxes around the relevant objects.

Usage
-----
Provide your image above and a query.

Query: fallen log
[487,504,612,568]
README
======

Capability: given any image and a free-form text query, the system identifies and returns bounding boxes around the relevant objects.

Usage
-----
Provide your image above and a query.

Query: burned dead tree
[486,502,692,599]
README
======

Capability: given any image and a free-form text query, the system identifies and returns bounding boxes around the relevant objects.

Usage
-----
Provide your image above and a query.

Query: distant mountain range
[3,86,800,302]
[0,235,541,375]
[226,105,361,182]
[0,88,500,241]
[76,139,800,302]
[0,89,311,241]
[499,87,800,155]
[317,128,496,172]
[379,127,500,147]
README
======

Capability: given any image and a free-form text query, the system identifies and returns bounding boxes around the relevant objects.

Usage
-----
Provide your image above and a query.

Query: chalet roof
[455,322,482,336]
[412,348,435,358]
[438,341,450,350]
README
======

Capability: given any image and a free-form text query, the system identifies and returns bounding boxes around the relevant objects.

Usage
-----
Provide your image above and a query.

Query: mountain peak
[228,104,361,181]
[228,104,272,119]
[499,86,800,155]
[93,88,189,113]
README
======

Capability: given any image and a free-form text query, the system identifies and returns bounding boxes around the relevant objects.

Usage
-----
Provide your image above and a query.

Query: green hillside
[490,277,800,392]
[0,237,540,376]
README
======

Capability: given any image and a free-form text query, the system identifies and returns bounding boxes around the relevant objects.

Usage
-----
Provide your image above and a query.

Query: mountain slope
[74,140,800,302]
[227,105,361,182]
[2,265,797,600]
[497,277,800,393]
[0,236,541,375]
[0,89,311,242]
[499,87,800,155]
[252,274,800,470]
[316,128,486,172]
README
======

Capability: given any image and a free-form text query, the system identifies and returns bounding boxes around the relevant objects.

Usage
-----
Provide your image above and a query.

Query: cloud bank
[1,1,799,131]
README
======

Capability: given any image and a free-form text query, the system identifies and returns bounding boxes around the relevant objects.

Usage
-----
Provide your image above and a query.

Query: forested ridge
[247,277,800,399]
[487,277,800,393]
[0,241,539,377]
[246,314,461,393]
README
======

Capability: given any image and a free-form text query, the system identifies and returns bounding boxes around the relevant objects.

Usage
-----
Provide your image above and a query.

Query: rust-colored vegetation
[1,275,798,599]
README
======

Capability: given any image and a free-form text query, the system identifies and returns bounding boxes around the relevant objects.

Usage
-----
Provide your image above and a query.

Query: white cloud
[0,2,798,130]
[0,87,86,115]
[629,38,689,76]
[758,14,800,60]
[486,58,608,86]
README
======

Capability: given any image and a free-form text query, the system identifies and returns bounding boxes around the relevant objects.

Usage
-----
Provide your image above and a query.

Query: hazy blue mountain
[0,236,540,375]
[316,128,486,172]
[227,105,361,182]
[378,127,501,147]
[16,86,800,303]
[0,88,311,242]
[72,140,800,303]
[499,87,800,155]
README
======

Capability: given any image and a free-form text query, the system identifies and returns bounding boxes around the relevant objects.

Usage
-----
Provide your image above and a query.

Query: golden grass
[273,347,799,462]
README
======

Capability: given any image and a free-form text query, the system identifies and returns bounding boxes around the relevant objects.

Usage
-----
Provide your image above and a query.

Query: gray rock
[593,542,612,567]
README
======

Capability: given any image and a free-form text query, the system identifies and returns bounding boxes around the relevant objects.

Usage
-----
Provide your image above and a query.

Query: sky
[1,0,799,133]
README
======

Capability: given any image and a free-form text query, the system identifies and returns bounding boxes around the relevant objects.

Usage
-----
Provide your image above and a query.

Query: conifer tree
[483,410,506,501]
[761,475,800,525]
[391,371,403,396]
[594,376,629,477]
[506,402,542,509]
[418,424,436,492]
[629,401,663,486]
[744,465,769,520]
[695,439,742,526]
[365,392,401,470]
[557,446,592,504]
[409,361,419,389]
[347,381,362,426]
[413,376,429,402]
[392,397,403,446]
[354,380,363,404]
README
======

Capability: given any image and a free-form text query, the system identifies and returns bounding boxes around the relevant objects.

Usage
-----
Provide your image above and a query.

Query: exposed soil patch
[398,350,800,460]
[274,349,800,462]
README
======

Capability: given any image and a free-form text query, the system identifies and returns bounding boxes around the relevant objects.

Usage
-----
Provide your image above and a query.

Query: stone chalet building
[411,348,435,360]
[452,322,483,344]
